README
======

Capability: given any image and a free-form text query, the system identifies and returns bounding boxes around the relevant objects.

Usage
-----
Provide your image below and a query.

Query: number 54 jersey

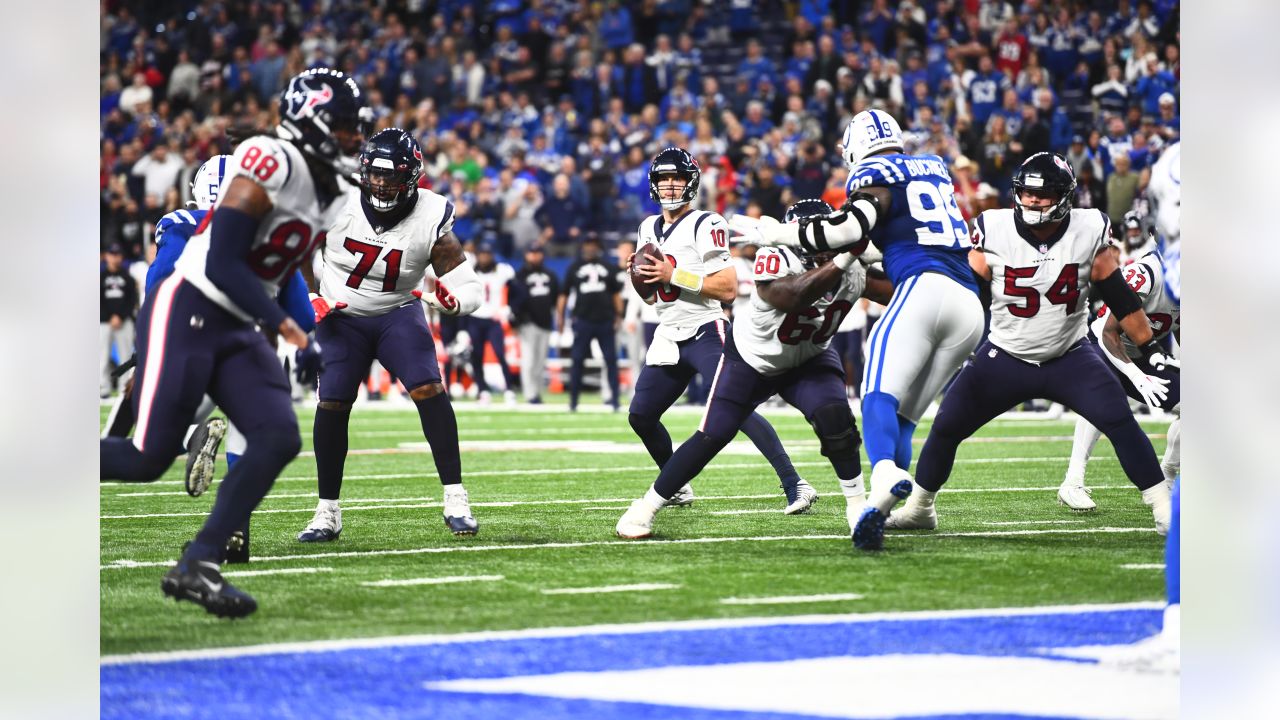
[734,247,867,376]
[974,208,1112,363]
[320,189,455,317]
[176,135,346,322]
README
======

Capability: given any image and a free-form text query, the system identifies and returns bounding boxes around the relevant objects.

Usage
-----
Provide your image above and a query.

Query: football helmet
[1012,152,1076,225]
[648,147,700,210]
[276,68,372,173]
[359,128,423,212]
[784,198,836,269]
[840,109,904,168]
[190,155,231,211]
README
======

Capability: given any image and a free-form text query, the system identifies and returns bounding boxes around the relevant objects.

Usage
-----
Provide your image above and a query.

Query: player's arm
[279,270,316,333]
[1090,244,1174,371]
[145,219,191,294]
[861,265,894,305]
[205,174,307,347]
[637,261,738,303]
[731,186,891,254]
[422,232,482,316]
[756,259,845,313]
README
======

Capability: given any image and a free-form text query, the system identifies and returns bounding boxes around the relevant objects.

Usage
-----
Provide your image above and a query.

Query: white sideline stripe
[719,593,865,605]
[361,575,505,588]
[1120,563,1166,570]
[100,486,1135,520]
[980,520,1088,526]
[540,583,681,596]
[100,526,1157,571]
[99,600,1164,666]
[222,567,333,578]
[710,509,781,515]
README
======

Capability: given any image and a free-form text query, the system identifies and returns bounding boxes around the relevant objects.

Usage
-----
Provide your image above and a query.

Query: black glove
[1139,340,1179,373]
[295,342,323,389]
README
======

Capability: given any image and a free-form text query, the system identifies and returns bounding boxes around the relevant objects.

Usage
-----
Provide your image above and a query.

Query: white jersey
[176,135,345,322]
[321,189,455,317]
[733,246,867,376]
[472,262,516,320]
[975,208,1111,364]
[636,209,734,340]
[1096,250,1180,359]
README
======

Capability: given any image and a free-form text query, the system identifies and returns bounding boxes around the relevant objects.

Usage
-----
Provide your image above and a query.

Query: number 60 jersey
[320,187,455,317]
[734,247,867,376]
[177,135,348,322]
[973,207,1112,363]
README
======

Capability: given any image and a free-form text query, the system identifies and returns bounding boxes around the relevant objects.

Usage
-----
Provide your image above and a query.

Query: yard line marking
[719,593,865,605]
[582,506,633,511]
[360,575,505,588]
[222,567,333,578]
[540,583,681,595]
[99,600,1164,665]
[980,520,1088,526]
[100,527,1158,571]
[1120,563,1165,570]
[710,509,782,515]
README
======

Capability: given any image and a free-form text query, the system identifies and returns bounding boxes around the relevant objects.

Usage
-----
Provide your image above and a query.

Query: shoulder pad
[752,247,801,282]
[229,136,294,196]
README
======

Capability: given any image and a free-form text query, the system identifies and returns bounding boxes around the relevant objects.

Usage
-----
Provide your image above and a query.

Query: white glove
[728,214,780,246]
[1118,361,1171,408]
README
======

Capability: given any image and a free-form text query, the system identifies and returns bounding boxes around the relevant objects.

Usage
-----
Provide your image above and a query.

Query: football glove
[1118,360,1171,409]
[1139,340,1180,372]
[411,285,461,315]
[308,293,347,323]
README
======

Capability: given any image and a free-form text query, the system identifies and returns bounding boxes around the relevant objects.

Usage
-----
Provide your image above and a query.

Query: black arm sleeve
[1095,267,1143,319]
[205,207,288,329]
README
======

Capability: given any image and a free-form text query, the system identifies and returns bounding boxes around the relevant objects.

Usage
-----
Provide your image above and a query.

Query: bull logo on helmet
[284,81,334,120]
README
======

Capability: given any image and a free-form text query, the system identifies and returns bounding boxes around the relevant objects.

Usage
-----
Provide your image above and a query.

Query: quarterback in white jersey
[102,68,372,618]
[616,199,898,542]
[888,153,1177,539]
[625,147,807,512]
[300,128,484,544]
[1060,249,1181,509]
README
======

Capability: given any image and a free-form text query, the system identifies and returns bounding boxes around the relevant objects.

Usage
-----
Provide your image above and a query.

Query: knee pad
[628,411,659,435]
[808,402,861,459]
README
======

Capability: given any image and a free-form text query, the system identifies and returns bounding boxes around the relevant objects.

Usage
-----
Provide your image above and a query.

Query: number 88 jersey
[177,135,346,322]
[974,207,1111,363]
[733,247,866,376]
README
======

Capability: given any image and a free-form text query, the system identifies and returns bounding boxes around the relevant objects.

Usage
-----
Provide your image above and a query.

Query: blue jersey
[846,153,976,293]
[148,207,315,332]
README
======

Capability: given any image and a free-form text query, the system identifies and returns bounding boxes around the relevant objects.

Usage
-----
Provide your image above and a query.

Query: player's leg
[379,303,476,536]
[594,320,622,411]
[1162,411,1180,486]
[567,318,595,411]
[471,317,495,398]
[485,316,517,401]
[779,352,862,521]
[1045,346,1169,532]
[518,323,541,401]
[627,353,695,469]
[1060,416,1104,510]
[617,353,763,538]
[102,367,136,438]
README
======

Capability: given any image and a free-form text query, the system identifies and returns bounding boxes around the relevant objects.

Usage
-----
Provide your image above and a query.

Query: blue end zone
[102,608,1161,720]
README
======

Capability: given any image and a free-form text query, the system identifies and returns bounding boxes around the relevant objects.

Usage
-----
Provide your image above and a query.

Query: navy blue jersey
[846,153,977,293]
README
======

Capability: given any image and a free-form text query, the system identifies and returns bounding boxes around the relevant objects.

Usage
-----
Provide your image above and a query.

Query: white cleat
[885,488,938,530]
[665,484,695,507]
[616,499,657,539]
[503,389,518,406]
[1057,479,1097,512]
[443,485,479,536]
[1142,483,1172,535]
[297,501,342,542]
[783,479,819,515]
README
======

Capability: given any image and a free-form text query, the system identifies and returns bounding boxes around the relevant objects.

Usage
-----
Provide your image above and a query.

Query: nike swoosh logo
[694,331,706,341]
[198,575,223,593]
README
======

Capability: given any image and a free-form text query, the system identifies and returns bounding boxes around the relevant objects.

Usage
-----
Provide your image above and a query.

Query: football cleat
[161,558,257,618]
[852,479,913,550]
[616,499,657,539]
[885,482,938,530]
[297,502,342,542]
[1142,483,1172,535]
[224,529,249,564]
[1057,479,1097,512]
[184,417,227,497]
[443,485,479,536]
[783,479,819,515]
[664,484,695,507]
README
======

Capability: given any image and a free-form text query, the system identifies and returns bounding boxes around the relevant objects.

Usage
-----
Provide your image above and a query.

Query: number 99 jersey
[845,152,976,293]
[733,247,867,376]
[974,207,1111,363]
[176,135,344,322]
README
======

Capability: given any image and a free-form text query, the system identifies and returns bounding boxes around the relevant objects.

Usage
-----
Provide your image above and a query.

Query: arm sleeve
[205,206,288,329]
[279,270,316,332]
[438,260,483,316]
[145,226,189,294]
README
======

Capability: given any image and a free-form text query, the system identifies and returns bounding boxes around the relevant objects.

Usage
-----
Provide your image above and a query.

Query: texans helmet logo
[285,81,334,120]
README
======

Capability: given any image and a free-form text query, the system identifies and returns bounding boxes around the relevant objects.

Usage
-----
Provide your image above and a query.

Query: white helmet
[839,109,904,168]
[190,155,232,211]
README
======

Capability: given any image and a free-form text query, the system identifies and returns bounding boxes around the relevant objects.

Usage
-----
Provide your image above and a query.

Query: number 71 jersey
[974,207,1111,363]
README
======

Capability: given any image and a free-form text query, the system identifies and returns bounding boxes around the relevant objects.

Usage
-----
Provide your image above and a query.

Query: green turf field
[100,400,1169,657]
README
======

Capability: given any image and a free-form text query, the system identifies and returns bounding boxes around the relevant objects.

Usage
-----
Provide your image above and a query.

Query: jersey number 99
[905,180,967,248]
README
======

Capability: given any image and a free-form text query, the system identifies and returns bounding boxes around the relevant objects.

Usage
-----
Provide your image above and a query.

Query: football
[630,242,664,299]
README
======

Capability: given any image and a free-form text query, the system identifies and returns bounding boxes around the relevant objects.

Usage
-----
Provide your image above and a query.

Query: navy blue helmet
[648,147,701,209]
[277,68,371,172]
[1012,152,1076,226]
[784,198,836,269]
[359,128,423,212]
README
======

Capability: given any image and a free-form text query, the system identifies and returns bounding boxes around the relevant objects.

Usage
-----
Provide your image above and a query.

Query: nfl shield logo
[1038,243,1049,253]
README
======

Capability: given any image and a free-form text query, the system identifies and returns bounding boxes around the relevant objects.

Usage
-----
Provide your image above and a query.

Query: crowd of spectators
[101,0,1180,265]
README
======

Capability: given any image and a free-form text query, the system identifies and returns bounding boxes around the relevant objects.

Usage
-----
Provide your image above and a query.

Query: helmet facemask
[1013,184,1071,226]
[652,172,694,210]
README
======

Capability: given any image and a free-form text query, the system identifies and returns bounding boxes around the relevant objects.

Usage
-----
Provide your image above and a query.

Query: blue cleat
[852,479,913,551]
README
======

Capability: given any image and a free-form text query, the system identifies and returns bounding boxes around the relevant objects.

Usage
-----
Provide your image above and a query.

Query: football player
[101,68,372,617]
[468,242,518,404]
[616,200,898,539]
[883,152,1176,540]
[628,147,810,512]
[299,128,483,543]
[732,110,985,512]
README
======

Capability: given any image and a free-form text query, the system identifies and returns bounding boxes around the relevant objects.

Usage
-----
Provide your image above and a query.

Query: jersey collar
[1013,210,1071,252]
[654,208,696,244]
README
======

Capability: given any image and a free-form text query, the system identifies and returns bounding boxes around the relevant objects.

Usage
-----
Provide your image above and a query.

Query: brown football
[630,242,664,299]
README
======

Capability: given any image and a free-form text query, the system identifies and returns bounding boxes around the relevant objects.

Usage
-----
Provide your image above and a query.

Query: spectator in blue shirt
[741,100,774,140]
[1133,54,1178,115]
[1155,93,1180,142]
[736,39,777,93]
[861,0,896,55]
[966,55,1008,127]
[599,1,634,51]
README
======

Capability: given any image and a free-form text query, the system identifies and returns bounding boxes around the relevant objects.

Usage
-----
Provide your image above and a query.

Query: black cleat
[185,417,227,497]
[161,559,257,618]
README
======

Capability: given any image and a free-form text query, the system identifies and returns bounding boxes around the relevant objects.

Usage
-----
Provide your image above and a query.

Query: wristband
[671,268,704,294]
[833,253,857,271]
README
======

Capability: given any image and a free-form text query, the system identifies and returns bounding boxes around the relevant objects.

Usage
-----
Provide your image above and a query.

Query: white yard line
[360,575,505,588]
[980,520,1088,526]
[99,600,1164,666]
[709,509,782,515]
[540,583,681,595]
[100,526,1157,571]
[719,593,865,605]
[222,567,333,578]
[1119,563,1165,570]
